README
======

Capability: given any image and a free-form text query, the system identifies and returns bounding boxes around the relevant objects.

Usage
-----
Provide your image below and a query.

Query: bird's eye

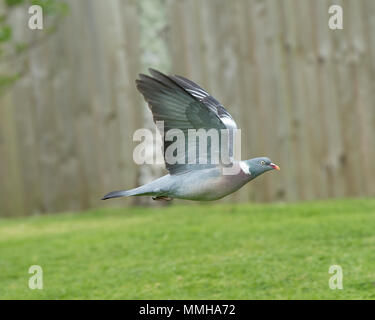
[260,160,266,165]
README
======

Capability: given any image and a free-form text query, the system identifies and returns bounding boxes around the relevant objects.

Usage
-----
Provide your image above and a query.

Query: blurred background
[0,0,374,217]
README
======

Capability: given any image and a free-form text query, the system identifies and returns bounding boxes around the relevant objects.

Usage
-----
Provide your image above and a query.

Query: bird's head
[244,157,280,178]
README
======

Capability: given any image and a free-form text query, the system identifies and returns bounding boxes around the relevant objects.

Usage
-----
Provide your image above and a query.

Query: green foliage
[5,0,68,13]
[0,0,68,92]
[0,73,20,93]
[0,199,374,299]
[30,0,68,16]
[138,0,170,72]
[0,24,11,42]
[5,0,25,7]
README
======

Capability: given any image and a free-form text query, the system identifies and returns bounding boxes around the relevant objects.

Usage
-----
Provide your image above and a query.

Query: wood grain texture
[0,0,374,216]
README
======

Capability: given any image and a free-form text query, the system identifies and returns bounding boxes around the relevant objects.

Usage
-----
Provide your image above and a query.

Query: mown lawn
[0,199,375,299]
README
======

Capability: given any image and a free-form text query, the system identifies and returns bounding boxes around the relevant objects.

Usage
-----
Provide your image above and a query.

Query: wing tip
[148,68,167,78]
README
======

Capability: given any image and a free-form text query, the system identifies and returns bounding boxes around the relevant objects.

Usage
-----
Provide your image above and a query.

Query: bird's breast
[170,168,251,201]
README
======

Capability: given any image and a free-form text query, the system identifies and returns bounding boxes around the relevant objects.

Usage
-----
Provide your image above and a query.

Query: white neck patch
[240,161,251,175]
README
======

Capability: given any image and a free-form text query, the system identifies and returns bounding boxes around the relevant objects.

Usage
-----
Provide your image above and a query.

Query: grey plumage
[102,69,280,201]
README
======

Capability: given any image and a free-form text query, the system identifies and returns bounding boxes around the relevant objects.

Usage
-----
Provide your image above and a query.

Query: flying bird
[102,69,279,201]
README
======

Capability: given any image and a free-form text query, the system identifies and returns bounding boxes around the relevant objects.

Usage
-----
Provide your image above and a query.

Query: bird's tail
[101,187,145,200]
[101,190,129,200]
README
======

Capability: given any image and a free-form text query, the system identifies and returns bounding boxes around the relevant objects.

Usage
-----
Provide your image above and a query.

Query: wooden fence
[0,0,374,216]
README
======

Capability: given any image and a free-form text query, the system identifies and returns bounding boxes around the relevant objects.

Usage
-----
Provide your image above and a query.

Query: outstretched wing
[136,68,237,175]
[170,74,237,131]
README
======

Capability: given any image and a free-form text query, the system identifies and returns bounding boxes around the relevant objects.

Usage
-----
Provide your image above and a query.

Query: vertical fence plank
[1,0,375,216]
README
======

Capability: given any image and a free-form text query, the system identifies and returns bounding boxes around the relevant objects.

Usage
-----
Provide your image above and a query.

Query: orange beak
[270,163,280,171]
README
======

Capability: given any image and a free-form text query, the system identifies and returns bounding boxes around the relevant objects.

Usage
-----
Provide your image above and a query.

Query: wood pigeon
[102,69,279,201]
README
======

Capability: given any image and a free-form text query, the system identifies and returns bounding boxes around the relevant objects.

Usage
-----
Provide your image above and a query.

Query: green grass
[1,199,375,299]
